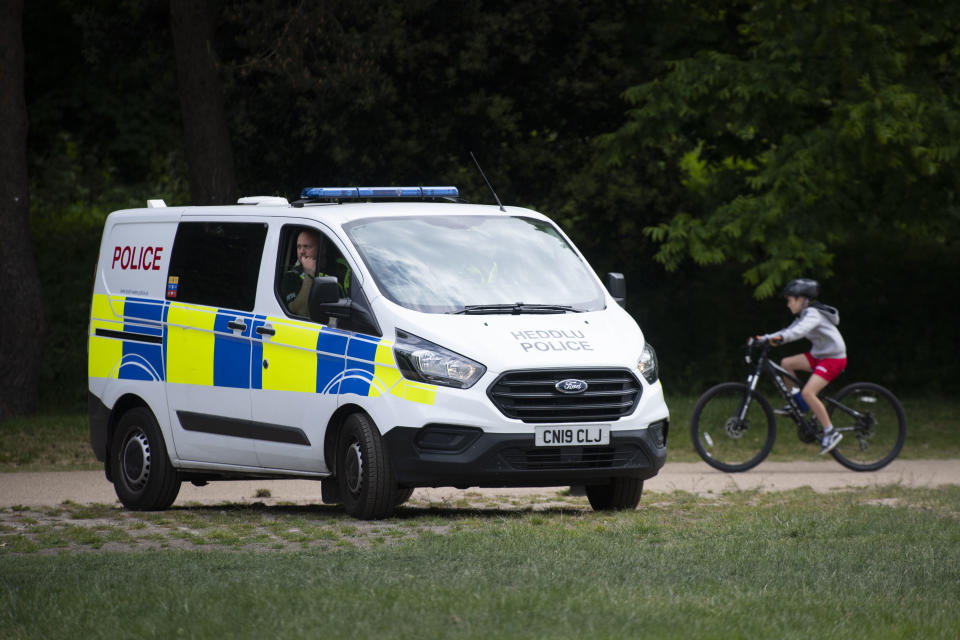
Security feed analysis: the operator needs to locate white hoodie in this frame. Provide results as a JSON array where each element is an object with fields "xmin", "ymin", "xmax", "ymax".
[{"xmin": 763, "ymin": 302, "xmax": 847, "ymax": 359}]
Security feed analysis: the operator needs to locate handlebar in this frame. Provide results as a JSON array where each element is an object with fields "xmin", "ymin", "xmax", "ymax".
[{"xmin": 745, "ymin": 336, "xmax": 778, "ymax": 364}]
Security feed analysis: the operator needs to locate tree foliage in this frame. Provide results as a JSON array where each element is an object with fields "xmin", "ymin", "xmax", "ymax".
[
  {"xmin": 0, "ymin": 0, "xmax": 45, "ymax": 419},
  {"xmin": 15, "ymin": 0, "xmax": 960, "ymax": 411},
  {"xmin": 170, "ymin": 0, "xmax": 237, "ymax": 205},
  {"xmin": 603, "ymin": 0, "xmax": 960, "ymax": 297},
  {"xmin": 23, "ymin": 0, "xmax": 673, "ymax": 408}
]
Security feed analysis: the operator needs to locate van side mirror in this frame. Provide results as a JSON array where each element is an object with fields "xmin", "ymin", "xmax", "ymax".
[
  {"xmin": 308, "ymin": 276, "xmax": 351, "ymax": 321},
  {"xmin": 606, "ymin": 272, "xmax": 626, "ymax": 308}
]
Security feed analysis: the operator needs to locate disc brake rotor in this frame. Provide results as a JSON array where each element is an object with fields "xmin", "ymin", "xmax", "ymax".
[{"xmin": 724, "ymin": 417, "xmax": 745, "ymax": 438}]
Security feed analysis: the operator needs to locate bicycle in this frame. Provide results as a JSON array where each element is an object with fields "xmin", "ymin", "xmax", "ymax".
[{"xmin": 690, "ymin": 338, "xmax": 906, "ymax": 472}]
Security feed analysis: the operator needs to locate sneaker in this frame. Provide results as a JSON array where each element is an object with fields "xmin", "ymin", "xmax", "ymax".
[
  {"xmin": 774, "ymin": 405, "xmax": 791, "ymax": 416},
  {"xmin": 819, "ymin": 430, "xmax": 842, "ymax": 455}
]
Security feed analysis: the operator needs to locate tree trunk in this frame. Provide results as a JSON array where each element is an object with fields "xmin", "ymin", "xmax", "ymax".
[
  {"xmin": 170, "ymin": 0, "xmax": 237, "ymax": 205},
  {"xmin": 0, "ymin": 0, "xmax": 44, "ymax": 419}
]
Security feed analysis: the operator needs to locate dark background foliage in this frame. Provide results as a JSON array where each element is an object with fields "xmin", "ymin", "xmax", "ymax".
[{"xmin": 15, "ymin": 0, "xmax": 959, "ymax": 413}]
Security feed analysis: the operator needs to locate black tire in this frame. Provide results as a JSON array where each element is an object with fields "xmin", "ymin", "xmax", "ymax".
[
  {"xmin": 110, "ymin": 407, "xmax": 181, "ymax": 510},
  {"xmin": 691, "ymin": 382, "xmax": 776, "ymax": 472},
  {"xmin": 827, "ymin": 382, "xmax": 906, "ymax": 471},
  {"xmin": 394, "ymin": 487, "xmax": 415, "ymax": 506},
  {"xmin": 585, "ymin": 477, "xmax": 643, "ymax": 511},
  {"xmin": 336, "ymin": 412, "xmax": 397, "ymax": 519}
]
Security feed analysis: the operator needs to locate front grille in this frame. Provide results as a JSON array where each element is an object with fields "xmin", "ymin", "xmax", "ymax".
[
  {"xmin": 499, "ymin": 444, "xmax": 643, "ymax": 470},
  {"xmin": 487, "ymin": 368, "xmax": 642, "ymax": 423}
]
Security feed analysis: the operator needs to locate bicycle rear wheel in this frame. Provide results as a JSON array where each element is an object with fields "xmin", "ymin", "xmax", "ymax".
[
  {"xmin": 827, "ymin": 382, "xmax": 906, "ymax": 471},
  {"xmin": 691, "ymin": 382, "xmax": 776, "ymax": 472}
]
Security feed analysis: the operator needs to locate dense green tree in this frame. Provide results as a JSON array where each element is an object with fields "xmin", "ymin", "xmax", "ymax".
[
  {"xmin": 25, "ymin": 0, "xmax": 186, "ymax": 214},
  {"xmin": 0, "ymin": 0, "xmax": 45, "ymax": 419},
  {"xmin": 215, "ymin": 0, "xmax": 681, "ymax": 278},
  {"xmin": 603, "ymin": 0, "xmax": 960, "ymax": 297},
  {"xmin": 22, "ymin": 0, "xmax": 673, "ymax": 408},
  {"xmin": 171, "ymin": 0, "xmax": 236, "ymax": 205}
]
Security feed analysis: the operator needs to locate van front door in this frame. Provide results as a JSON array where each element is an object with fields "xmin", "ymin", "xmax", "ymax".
[{"xmin": 249, "ymin": 223, "xmax": 358, "ymax": 473}]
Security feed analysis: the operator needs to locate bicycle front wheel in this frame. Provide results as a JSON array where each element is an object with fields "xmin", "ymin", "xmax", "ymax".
[
  {"xmin": 827, "ymin": 382, "xmax": 906, "ymax": 471},
  {"xmin": 691, "ymin": 382, "xmax": 776, "ymax": 472}
]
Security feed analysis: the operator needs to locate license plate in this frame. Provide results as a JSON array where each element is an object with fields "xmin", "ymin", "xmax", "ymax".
[{"xmin": 534, "ymin": 425, "xmax": 610, "ymax": 447}]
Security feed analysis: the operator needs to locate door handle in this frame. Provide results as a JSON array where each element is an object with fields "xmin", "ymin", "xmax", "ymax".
[
  {"xmin": 256, "ymin": 324, "xmax": 276, "ymax": 337},
  {"xmin": 227, "ymin": 320, "xmax": 247, "ymax": 332}
]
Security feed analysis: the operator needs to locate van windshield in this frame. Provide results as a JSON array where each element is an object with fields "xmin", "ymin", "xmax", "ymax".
[{"xmin": 344, "ymin": 215, "xmax": 605, "ymax": 314}]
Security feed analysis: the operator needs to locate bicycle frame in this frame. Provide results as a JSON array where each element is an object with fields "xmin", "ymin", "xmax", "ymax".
[
  {"xmin": 740, "ymin": 340, "xmax": 817, "ymax": 436},
  {"xmin": 741, "ymin": 339, "xmax": 870, "ymax": 438}
]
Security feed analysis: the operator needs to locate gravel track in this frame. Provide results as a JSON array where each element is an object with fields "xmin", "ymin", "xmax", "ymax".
[{"xmin": 2, "ymin": 459, "xmax": 957, "ymax": 508}]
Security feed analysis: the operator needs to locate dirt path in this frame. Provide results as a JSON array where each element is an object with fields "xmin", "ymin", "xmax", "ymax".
[{"xmin": 2, "ymin": 459, "xmax": 957, "ymax": 508}]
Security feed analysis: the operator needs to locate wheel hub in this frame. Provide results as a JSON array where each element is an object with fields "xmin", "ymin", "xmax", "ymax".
[
  {"xmin": 724, "ymin": 417, "xmax": 745, "ymax": 438},
  {"xmin": 344, "ymin": 441, "xmax": 363, "ymax": 495},
  {"xmin": 858, "ymin": 412, "xmax": 877, "ymax": 438},
  {"xmin": 122, "ymin": 430, "xmax": 151, "ymax": 490}
]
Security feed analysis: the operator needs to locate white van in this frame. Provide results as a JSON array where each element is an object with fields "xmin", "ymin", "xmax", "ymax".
[{"xmin": 88, "ymin": 186, "xmax": 669, "ymax": 518}]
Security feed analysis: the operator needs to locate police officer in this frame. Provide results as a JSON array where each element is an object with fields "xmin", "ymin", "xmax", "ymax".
[{"xmin": 281, "ymin": 229, "xmax": 350, "ymax": 318}]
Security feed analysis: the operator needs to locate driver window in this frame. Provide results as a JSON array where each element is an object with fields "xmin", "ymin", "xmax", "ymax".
[{"xmin": 275, "ymin": 225, "xmax": 351, "ymax": 325}]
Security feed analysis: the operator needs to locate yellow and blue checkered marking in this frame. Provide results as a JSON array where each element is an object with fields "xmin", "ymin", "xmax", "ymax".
[{"xmin": 88, "ymin": 294, "xmax": 435, "ymax": 405}]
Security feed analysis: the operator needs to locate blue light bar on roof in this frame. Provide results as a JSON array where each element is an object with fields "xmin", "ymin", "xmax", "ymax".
[{"xmin": 300, "ymin": 186, "xmax": 459, "ymax": 199}]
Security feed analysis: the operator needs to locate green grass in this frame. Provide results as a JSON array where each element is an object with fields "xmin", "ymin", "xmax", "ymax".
[
  {"xmin": 2, "ymin": 487, "xmax": 959, "ymax": 639},
  {"xmin": 2, "ymin": 394, "xmax": 958, "ymax": 472},
  {"xmin": 0, "ymin": 413, "xmax": 100, "ymax": 471}
]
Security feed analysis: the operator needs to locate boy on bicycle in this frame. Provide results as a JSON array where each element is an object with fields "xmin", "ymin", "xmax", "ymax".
[{"xmin": 758, "ymin": 278, "xmax": 847, "ymax": 454}]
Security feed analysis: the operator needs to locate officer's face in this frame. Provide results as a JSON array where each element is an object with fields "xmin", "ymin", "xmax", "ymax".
[{"xmin": 297, "ymin": 231, "xmax": 318, "ymax": 261}]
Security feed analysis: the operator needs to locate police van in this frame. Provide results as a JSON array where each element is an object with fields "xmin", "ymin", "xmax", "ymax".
[{"xmin": 88, "ymin": 186, "xmax": 669, "ymax": 518}]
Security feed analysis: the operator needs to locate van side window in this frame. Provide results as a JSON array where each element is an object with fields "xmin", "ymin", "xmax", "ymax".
[
  {"xmin": 276, "ymin": 225, "xmax": 351, "ymax": 320},
  {"xmin": 167, "ymin": 222, "xmax": 267, "ymax": 311}
]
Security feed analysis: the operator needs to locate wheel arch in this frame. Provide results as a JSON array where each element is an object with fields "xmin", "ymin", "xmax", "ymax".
[{"xmin": 324, "ymin": 402, "xmax": 375, "ymax": 477}]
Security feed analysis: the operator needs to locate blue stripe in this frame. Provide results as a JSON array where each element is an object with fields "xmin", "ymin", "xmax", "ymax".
[
  {"xmin": 346, "ymin": 335, "xmax": 378, "ymax": 362},
  {"xmin": 120, "ymin": 342, "xmax": 164, "ymax": 381},
  {"xmin": 123, "ymin": 298, "xmax": 164, "ymax": 337},
  {"xmin": 340, "ymin": 335, "xmax": 377, "ymax": 395},
  {"xmin": 316, "ymin": 328, "xmax": 349, "ymax": 394},
  {"xmin": 318, "ymin": 328, "xmax": 350, "ymax": 356},
  {"xmin": 124, "ymin": 297, "xmax": 165, "ymax": 322},
  {"xmin": 213, "ymin": 311, "xmax": 253, "ymax": 388},
  {"xmin": 118, "ymin": 298, "xmax": 166, "ymax": 381}
]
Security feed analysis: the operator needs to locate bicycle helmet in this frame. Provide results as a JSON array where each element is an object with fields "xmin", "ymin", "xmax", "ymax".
[{"xmin": 782, "ymin": 278, "xmax": 819, "ymax": 299}]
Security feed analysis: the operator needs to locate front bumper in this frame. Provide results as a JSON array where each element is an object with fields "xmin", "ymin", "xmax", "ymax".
[{"xmin": 383, "ymin": 420, "xmax": 668, "ymax": 489}]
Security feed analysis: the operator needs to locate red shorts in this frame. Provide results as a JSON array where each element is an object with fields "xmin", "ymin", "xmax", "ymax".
[{"xmin": 804, "ymin": 353, "xmax": 847, "ymax": 382}]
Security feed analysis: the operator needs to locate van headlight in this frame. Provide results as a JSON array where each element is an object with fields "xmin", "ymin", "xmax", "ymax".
[
  {"xmin": 394, "ymin": 330, "xmax": 486, "ymax": 389},
  {"xmin": 637, "ymin": 343, "xmax": 659, "ymax": 384}
]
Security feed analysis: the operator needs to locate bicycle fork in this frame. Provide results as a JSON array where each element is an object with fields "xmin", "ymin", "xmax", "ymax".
[{"xmin": 736, "ymin": 373, "xmax": 761, "ymax": 421}]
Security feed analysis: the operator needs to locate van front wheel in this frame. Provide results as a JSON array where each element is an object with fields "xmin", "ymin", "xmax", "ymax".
[
  {"xmin": 336, "ymin": 413, "xmax": 397, "ymax": 519},
  {"xmin": 585, "ymin": 477, "xmax": 643, "ymax": 511},
  {"xmin": 110, "ymin": 407, "xmax": 180, "ymax": 510}
]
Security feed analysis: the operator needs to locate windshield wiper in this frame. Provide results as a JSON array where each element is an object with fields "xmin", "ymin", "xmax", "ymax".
[{"xmin": 449, "ymin": 303, "xmax": 583, "ymax": 315}]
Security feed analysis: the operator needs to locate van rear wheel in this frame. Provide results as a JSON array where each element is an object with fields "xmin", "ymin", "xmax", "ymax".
[
  {"xmin": 336, "ymin": 413, "xmax": 397, "ymax": 519},
  {"xmin": 110, "ymin": 407, "xmax": 180, "ymax": 510},
  {"xmin": 585, "ymin": 477, "xmax": 643, "ymax": 511}
]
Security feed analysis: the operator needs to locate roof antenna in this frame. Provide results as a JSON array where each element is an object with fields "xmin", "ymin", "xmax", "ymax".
[{"xmin": 470, "ymin": 151, "xmax": 506, "ymax": 212}]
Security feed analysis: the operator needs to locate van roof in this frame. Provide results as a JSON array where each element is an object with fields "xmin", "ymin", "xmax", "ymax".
[
  {"xmin": 192, "ymin": 201, "xmax": 543, "ymax": 225},
  {"xmin": 121, "ymin": 183, "xmax": 550, "ymax": 224}
]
